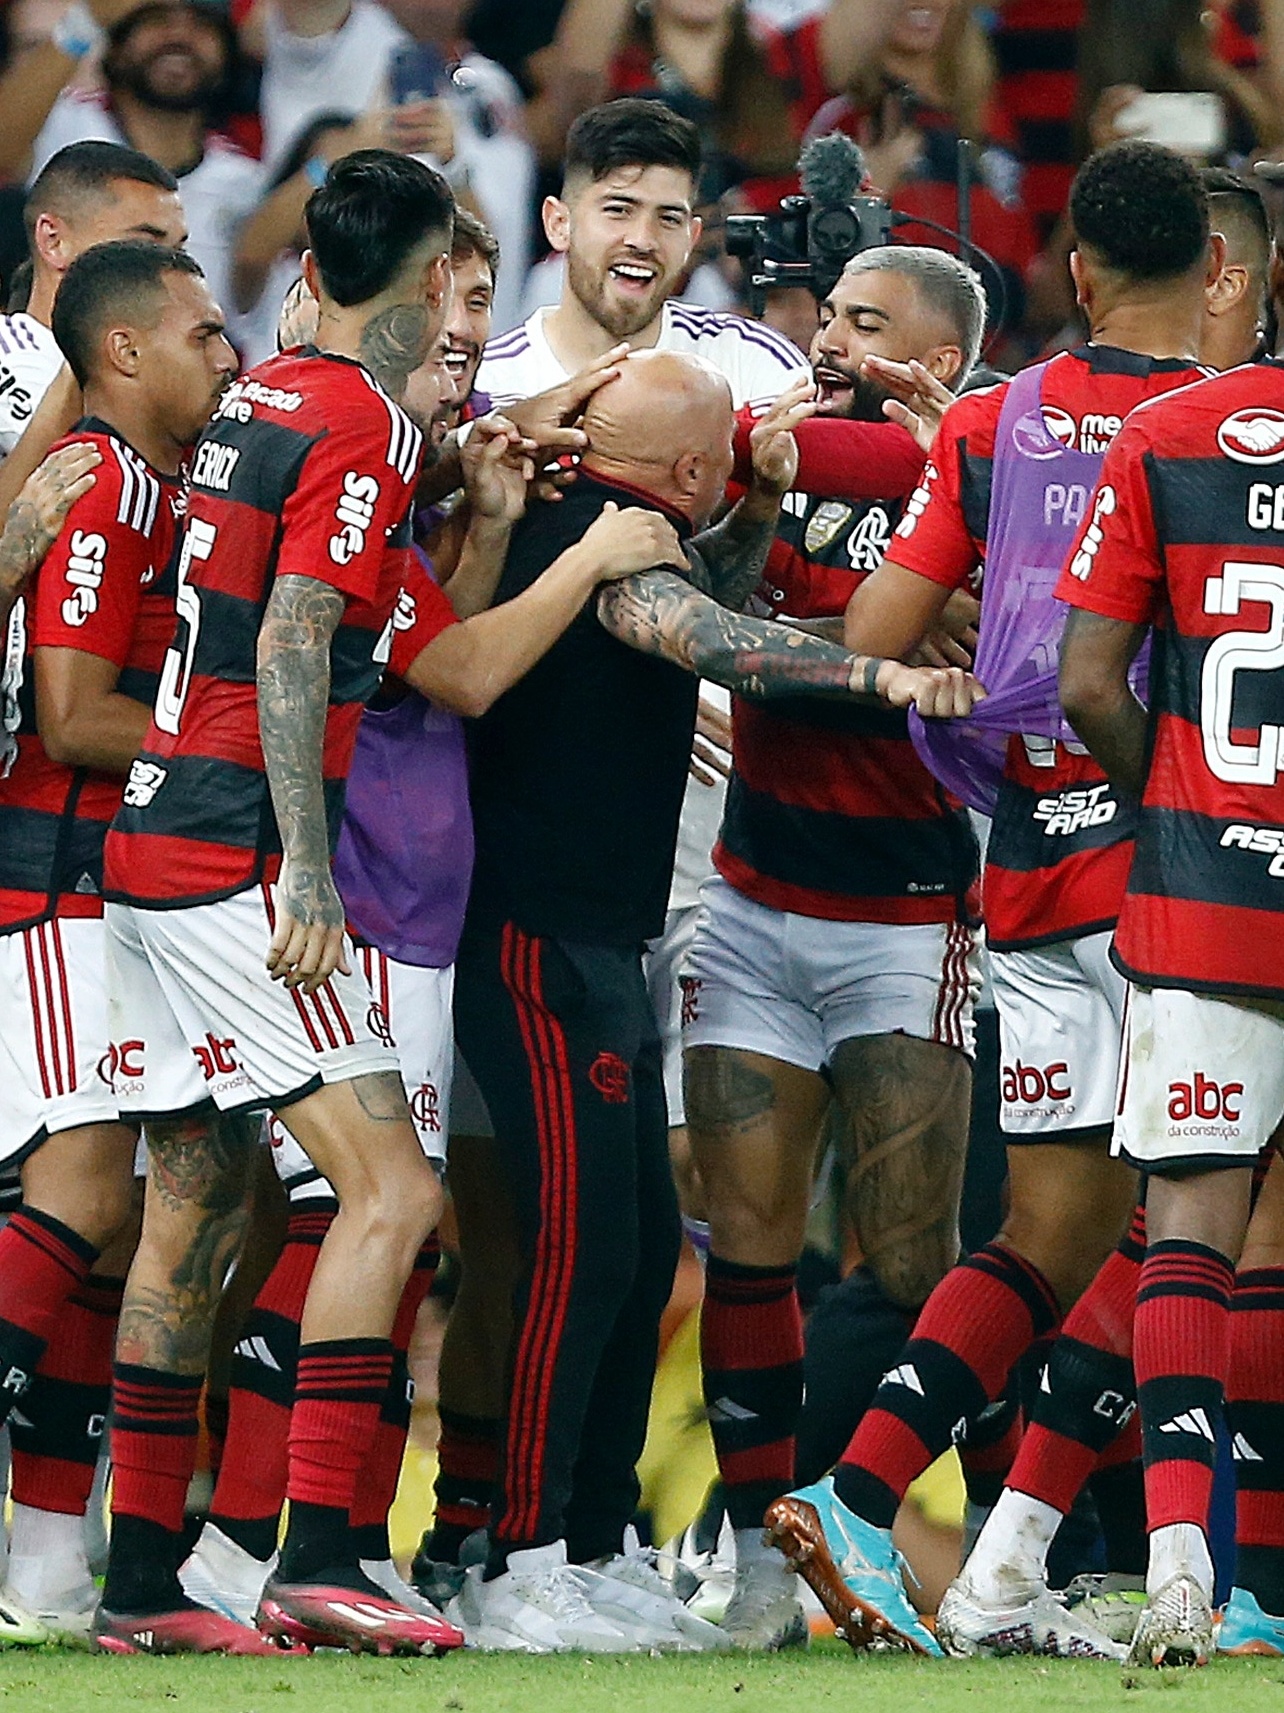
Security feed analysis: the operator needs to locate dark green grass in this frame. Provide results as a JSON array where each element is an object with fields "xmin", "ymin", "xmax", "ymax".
[{"xmin": 0, "ymin": 1640, "xmax": 1282, "ymax": 1713}]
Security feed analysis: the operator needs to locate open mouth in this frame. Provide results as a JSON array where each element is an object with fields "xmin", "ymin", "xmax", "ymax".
[
  {"xmin": 442, "ymin": 347, "xmax": 474, "ymax": 382},
  {"xmin": 814, "ymin": 366, "xmax": 855, "ymax": 413},
  {"xmin": 608, "ymin": 261, "xmax": 659, "ymax": 294}
]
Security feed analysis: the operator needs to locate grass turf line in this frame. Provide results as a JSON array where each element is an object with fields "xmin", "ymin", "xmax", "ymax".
[{"xmin": 1, "ymin": 1644, "xmax": 1284, "ymax": 1713}]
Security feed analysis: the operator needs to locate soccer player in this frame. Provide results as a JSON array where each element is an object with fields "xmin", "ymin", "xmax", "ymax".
[
  {"xmin": 679, "ymin": 245, "xmax": 988, "ymax": 1649},
  {"xmin": 0, "ymin": 240, "xmax": 235, "ymax": 1645},
  {"xmin": 1056, "ymin": 358, "xmax": 1284, "ymax": 1667},
  {"xmin": 764, "ymin": 140, "xmax": 1216, "ymax": 1658},
  {"xmin": 94, "ymin": 150, "xmax": 464, "ymax": 1656},
  {"xmin": 443, "ymin": 345, "xmax": 978, "ymax": 1652}
]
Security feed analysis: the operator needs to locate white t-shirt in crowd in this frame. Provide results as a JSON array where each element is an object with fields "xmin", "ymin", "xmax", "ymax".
[
  {"xmin": 478, "ymin": 298, "xmax": 809, "ymax": 912},
  {"xmin": 260, "ymin": 4, "xmax": 533, "ymax": 335},
  {"xmin": 0, "ymin": 314, "xmax": 64, "ymax": 458},
  {"xmin": 30, "ymin": 91, "xmax": 266, "ymax": 349}
]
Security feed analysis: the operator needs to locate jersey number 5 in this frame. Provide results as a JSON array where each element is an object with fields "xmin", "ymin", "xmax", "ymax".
[
  {"xmin": 154, "ymin": 518, "xmax": 217, "ymax": 735},
  {"xmin": 1202, "ymin": 561, "xmax": 1284, "ymax": 785}
]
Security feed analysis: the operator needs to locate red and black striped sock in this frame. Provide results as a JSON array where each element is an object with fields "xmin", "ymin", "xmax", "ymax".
[
  {"xmin": 1135, "ymin": 1239, "xmax": 1234, "ymax": 1534},
  {"xmin": 350, "ymin": 1237, "xmax": 439, "ymax": 1561},
  {"xmin": 835, "ymin": 1242, "xmax": 1061, "ymax": 1529},
  {"xmin": 103, "ymin": 1364, "xmax": 204, "ymax": 1612},
  {"xmin": 1227, "ymin": 1266, "xmax": 1284, "ymax": 1616},
  {"xmin": 9, "ymin": 1274, "xmax": 123, "ymax": 1516},
  {"xmin": 428, "ymin": 1409, "xmax": 501, "ymax": 1563},
  {"xmin": 1006, "ymin": 1205, "xmax": 1145, "ymax": 1518},
  {"xmin": 279, "ymin": 1338, "xmax": 395, "ymax": 1582},
  {"xmin": 206, "ymin": 1203, "xmax": 332, "ymax": 1562},
  {"xmin": 0, "ymin": 1208, "xmax": 98, "ymax": 1421},
  {"xmin": 701, "ymin": 1255, "xmax": 803, "ymax": 1531}
]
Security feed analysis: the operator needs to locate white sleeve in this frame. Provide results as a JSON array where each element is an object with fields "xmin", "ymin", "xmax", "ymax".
[
  {"xmin": 28, "ymin": 93, "xmax": 116, "ymax": 182},
  {"xmin": 0, "ymin": 339, "xmax": 57, "ymax": 458}
]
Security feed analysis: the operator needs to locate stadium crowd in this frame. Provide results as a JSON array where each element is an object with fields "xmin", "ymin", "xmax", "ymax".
[{"xmin": 0, "ymin": 0, "xmax": 1280, "ymax": 1676}]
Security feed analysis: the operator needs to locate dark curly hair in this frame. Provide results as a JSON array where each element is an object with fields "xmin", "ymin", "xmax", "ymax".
[{"xmin": 1070, "ymin": 139, "xmax": 1209, "ymax": 282}]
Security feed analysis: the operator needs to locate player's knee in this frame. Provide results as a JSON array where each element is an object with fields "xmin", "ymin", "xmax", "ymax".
[{"xmin": 346, "ymin": 1159, "xmax": 441, "ymax": 1259}]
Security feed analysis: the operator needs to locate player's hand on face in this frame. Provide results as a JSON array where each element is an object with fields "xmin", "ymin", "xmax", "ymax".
[
  {"xmin": 748, "ymin": 376, "xmax": 817, "ymax": 499},
  {"xmin": 689, "ymin": 694, "xmax": 732, "ymax": 786},
  {"xmin": 583, "ymin": 500, "xmax": 690, "ymax": 580},
  {"xmin": 504, "ymin": 345, "xmax": 630, "ymax": 455},
  {"xmin": 863, "ymin": 355, "xmax": 955, "ymax": 453},
  {"xmin": 267, "ymin": 861, "xmax": 352, "ymax": 994},
  {"xmin": 461, "ymin": 414, "xmax": 535, "ymax": 523},
  {"xmin": 10, "ymin": 442, "xmax": 102, "ymax": 572}
]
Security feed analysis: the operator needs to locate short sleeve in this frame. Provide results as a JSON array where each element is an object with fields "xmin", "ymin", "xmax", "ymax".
[
  {"xmin": 388, "ymin": 550, "xmax": 459, "ymax": 678},
  {"xmin": 276, "ymin": 412, "xmax": 416, "ymax": 603},
  {"xmin": 32, "ymin": 449, "xmax": 149, "ymax": 665},
  {"xmin": 887, "ymin": 403, "xmax": 983, "ymax": 592},
  {"xmin": 1056, "ymin": 421, "xmax": 1163, "ymax": 624}
]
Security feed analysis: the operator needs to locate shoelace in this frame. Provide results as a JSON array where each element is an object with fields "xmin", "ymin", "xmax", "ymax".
[{"xmin": 530, "ymin": 1568, "xmax": 599, "ymax": 1623}]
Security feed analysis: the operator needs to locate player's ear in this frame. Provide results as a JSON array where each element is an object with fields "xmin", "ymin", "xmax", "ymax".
[
  {"xmin": 105, "ymin": 325, "xmax": 141, "ymax": 378},
  {"xmin": 543, "ymin": 195, "xmax": 570, "ymax": 255},
  {"xmin": 32, "ymin": 211, "xmax": 68, "ymax": 274},
  {"xmin": 423, "ymin": 249, "xmax": 452, "ymax": 317},
  {"xmin": 673, "ymin": 448, "xmax": 702, "ymax": 498},
  {"xmin": 1205, "ymin": 231, "xmax": 1227, "ymax": 289},
  {"xmin": 925, "ymin": 343, "xmax": 962, "ymax": 386},
  {"xmin": 1068, "ymin": 248, "xmax": 1089, "ymax": 310},
  {"xmin": 300, "ymin": 249, "xmax": 322, "ymax": 304}
]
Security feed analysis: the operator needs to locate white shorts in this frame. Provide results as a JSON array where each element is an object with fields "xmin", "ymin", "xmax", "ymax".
[
  {"xmin": 0, "ymin": 917, "xmax": 120, "ymax": 1161},
  {"xmin": 644, "ymin": 902, "xmax": 702, "ymax": 1128},
  {"xmin": 1114, "ymin": 986, "xmax": 1284, "ymax": 1171},
  {"xmin": 103, "ymin": 886, "xmax": 398, "ymax": 1119},
  {"xmin": 268, "ymin": 951, "xmax": 454, "ymax": 1199},
  {"xmin": 679, "ymin": 875, "xmax": 979, "ymax": 1071},
  {"xmin": 989, "ymin": 931, "xmax": 1126, "ymax": 1140}
]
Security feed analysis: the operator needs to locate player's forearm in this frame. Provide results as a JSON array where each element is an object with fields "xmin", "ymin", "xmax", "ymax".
[
  {"xmin": 39, "ymin": 691, "xmax": 149, "ymax": 773},
  {"xmin": 0, "ymin": 43, "xmax": 79, "ymax": 179},
  {"xmin": 691, "ymin": 491, "xmax": 781, "ymax": 613},
  {"xmin": 598, "ymin": 568, "xmax": 867, "ymax": 699},
  {"xmin": 408, "ymin": 538, "xmax": 600, "ymax": 716},
  {"xmin": 257, "ymin": 574, "xmax": 345, "ymax": 878},
  {"xmin": 438, "ymin": 510, "xmax": 509, "ymax": 620},
  {"xmin": 1059, "ymin": 607, "xmax": 1149, "ymax": 798},
  {"xmin": 0, "ymin": 368, "xmax": 82, "ymax": 526}
]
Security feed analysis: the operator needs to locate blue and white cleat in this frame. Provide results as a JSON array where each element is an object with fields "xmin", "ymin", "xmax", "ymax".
[
  {"xmin": 1217, "ymin": 1586, "xmax": 1284, "ymax": 1657},
  {"xmin": 764, "ymin": 1479, "xmax": 942, "ymax": 1657}
]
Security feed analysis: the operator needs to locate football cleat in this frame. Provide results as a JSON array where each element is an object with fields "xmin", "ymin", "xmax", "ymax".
[
  {"xmin": 936, "ymin": 1570, "xmax": 1125, "ymax": 1660},
  {"xmin": 1216, "ymin": 1586, "xmax": 1284, "ymax": 1657},
  {"xmin": 180, "ymin": 1524, "xmax": 275, "ymax": 1629},
  {"xmin": 445, "ymin": 1542, "xmax": 632, "ymax": 1652},
  {"xmin": 1062, "ymin": 1572, "xmax": 1147, "ymax": 1646},
  {"xmin": 764, "ymin": 1479, "xmax": 942, "ymax": 1657},
  {"xmin": 1127, "ymin": 1575, "xmax": 1215, "ymax": 1668},
  {"xmin": 94, "ymin": 1602, "xmax": 302, "ymax": 1655},
  {"xmin": 256, "ymin": 1573, "xmax": 464, "ymax": 1655},
  {"xmin": 0, "ymin": 1590, "xmax": 48, "ymax": 1648},
  {"xmin": 574, "ymin": 1546, "xmax": 732, "ymax": 1651},
  {"xmin": 718, "ymin": 1556, "xmax": 808, "ymax": 1651}
]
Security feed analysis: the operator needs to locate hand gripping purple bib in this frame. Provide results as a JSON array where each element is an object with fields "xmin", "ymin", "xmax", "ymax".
[{"xmin": 908, "ymin": 360, "xmax": 1139, "ymax": 813}]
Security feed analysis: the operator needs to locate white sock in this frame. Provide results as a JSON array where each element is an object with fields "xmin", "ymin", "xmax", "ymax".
[
  {"xmin": 734, "ymin": 1526, "xmax": 787, "ymax": 1576},
  {"xmin": 7, "ymin": 1504, "xmax": 91, "ymax": 1606},
  {"xmin": 1147, "ymin": 1523, "xmax": 1213, "ymax": 1599},
  {"xmin": 963, "ymin": 1489, "xmax": 1063, "ymax": 1605}
]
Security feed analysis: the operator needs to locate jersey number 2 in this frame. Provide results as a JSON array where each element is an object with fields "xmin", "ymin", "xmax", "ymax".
[
  {"xmin": 1202, "ymin": 561, "xmax": 1284, "ymax": 785},
  {"xmin": 154, "ymin": 518, "xmax": 217, "ymax": 735}
]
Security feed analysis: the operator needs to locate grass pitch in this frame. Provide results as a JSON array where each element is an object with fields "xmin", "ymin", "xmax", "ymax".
[{"xmin": 1, "ymin": 1643, "xmax": 1283, "ymax": 1713}]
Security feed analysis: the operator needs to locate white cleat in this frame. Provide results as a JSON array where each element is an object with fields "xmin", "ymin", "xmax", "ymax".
[
  {"xmin": 719, "ymin": 1557, "xmax": 808, "ymax": 1651},
  {"xmin": 445, "ymin": 1542, "xmax": 634, "ymax": 1653},
  {"xmin": 664, "ymin": 1514, "xmax": 736, "ymax": 1623},
  {"xmin": 179, "ymin": 1524, "xmax": 274, "ymax": 1629},
  {"xmin": 573, "ymin": 1546, "xmax": 732, "ymax": 1651},
  {"xmin": 936, "ymin": 1570, "xmax": 1125, "ymax": 1661},
  {"xmin": 1127, "ymin": 1575, "xmax": 1215, "ymax": 1668},
  {"xmin": 360, "ymin": 1557, "xmax": 448, "ymax": 1620},
  {"xmin": 0, "ymin": 1588, "xmax": 48, "ymax": 1647}
]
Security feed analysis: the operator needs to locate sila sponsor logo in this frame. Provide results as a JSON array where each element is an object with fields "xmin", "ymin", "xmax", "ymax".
[{"xmin": 1168, "ymin": 1072, "xmax": 1242, "ymax": 1129}]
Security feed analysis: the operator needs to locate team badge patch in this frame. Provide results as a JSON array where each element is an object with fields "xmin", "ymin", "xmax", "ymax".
[
  {"xmin": 1217, "ymin": 408, "xmax": 1284, "ymax": 465},
  {"xmin": 804, "ymin": 500, "xmax": 852, "ymax": 554}
]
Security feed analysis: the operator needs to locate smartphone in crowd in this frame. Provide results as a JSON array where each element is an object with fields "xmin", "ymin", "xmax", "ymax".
[
  {"xmin": 390, "ymin": 42, "xmax": 450, "ymax": 106},
  {"xmin": 1116, "ymin": 91, "xmax": 1227, "ymax": 159}
]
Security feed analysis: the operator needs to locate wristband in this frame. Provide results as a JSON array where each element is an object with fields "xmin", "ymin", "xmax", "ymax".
[
  {"xmin": 51, "ymin": 2, "xmax": 102, "ymax": 59},
  {"xmin": 302, "ymin": 154, "xmax": 329, "ymax": 189},
  {"xmin": 861, "ymin": 655, "xmax": 884, "ymax": 696}
]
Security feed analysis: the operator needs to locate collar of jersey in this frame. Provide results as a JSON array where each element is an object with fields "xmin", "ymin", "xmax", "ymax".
[
  {"xmin": 1073, "ymin": 343, "xmax": 1201, "ymax": 376},
  {"xmin": 74, "ymin": 414, "xmax": 167, "ymax": 479}
]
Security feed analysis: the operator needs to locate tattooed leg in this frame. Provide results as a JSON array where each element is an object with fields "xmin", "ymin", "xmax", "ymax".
[
  {"xmin": 272, "ymin": 1072, "xmax": 442, "ymax": 1343},
  {"xmin": 829, "ymin": 1033, "xmax": 969, "ymax": 1312},
  {"xmin": 117, "ymin": 1110, "xmax": 257, "ymax": 1375},
  {"xmin": 684, "ymin": 1046, "xmax": 830, "ymax": 1266}
]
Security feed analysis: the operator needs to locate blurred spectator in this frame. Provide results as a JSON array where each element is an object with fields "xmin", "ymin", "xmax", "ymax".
[
  {"xmin": 257, "ymin": 0, "xmax": 531, "ymax": 329},
  {"xmin": 0, "ymin": 0, "xmax": 265, "ymax": 343}
]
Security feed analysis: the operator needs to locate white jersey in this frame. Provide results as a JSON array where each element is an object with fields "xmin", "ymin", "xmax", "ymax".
[
  {"xmin": 479, "ymin": 298, "xmax": 809, "ymax": 414},
  {"xmin": 0, "ymin": 315, "xmax": 63, "ymax": 457},
  {"xmin": 30, "ymin": 92, "xmax": 266, "ymax": 346}
]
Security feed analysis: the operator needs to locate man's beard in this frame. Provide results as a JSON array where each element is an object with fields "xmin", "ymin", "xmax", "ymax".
[
  {"xmin": 845, "ymin": 369, "xmax": 898, "ymax": 422},
  {"xmin": 113, "ymin": 50, "xmax": 221, "ymax": 112},
  {"xmin": 567, "ymin": 248, "xmax": 669, "ymax": 341}
]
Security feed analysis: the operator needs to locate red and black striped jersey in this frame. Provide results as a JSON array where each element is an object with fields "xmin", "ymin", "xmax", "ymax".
[
  {"xmin": 1057, "ymin": 359, "xmax": 1284, "ymax": 1002},
  {"xmin": 715, "ymin": 489, "xmax": 979, "ymax": 924},
  {"xmin": 891, "ymin": 344, "xmax": 1206, "ymax": 949},
  {"xmin": 103, "ymin": 349, "xmax": 423, "ymax": 910},
  {"xmin": 0, "ymin": 420, "xmax": 180, "ymax": 931}
]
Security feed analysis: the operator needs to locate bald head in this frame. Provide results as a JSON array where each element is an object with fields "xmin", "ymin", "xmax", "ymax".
[{"xmin": 581, "ymin": 349, "xmax": 735, "ymax": 527}]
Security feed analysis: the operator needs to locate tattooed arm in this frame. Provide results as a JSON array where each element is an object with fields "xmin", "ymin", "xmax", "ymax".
[
  {"xmin": 0, "ymin": 442, "xmax": 101, "ymax": 632},
  {"xmin": 597, "ymin": 568, "xmax": 982, "ymax": 713},
  {"xmin": 257, "ymin": 572, "xmax": 350, "ymax": 993}
]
